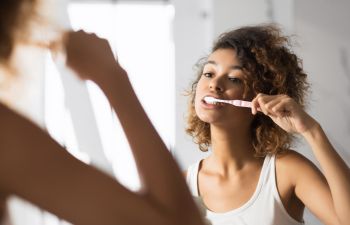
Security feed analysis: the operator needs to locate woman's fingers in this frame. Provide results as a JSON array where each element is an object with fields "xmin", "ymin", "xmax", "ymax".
[
  {"xmin": 251, "ymin": 93, "xmax": 264, "ymax": 114},
  {"xmin": 252, "ymin": 93, "xmax": 273, "ymax": 115},
  {"xmin": 252, "ymin": 94, "xmax": 293, "ymax": 117},
  {"xmin": 63, "ymin": 30, "xmax": 119, "ymax": 81},
  {"xmin": 265, "ymin": 96, "xmax": 291, "ymax": 117}
]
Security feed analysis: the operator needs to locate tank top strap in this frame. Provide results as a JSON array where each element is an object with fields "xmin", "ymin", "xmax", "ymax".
[
  {"xmin": 268, "ymin": 153, "xmax": 280, "ymax": 196},
  {"xmin": 258, "ymin": 154, "xmax": 274, "ymax": 187},
  {"xmin": 268, "ymin": 154, "xmax": 305, "ymax": 224},
  {"xmin": 186, "ymin": 160, "xmax": 201, "ymax": 197}
]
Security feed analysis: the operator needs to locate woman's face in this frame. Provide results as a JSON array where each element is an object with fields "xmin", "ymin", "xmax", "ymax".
[{"xmin": 194, "ymin": 48, "xmax": 253, "ymax": 126}]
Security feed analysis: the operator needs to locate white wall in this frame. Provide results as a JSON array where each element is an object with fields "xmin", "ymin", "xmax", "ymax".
[
  {"xmin": 295, "ymin": 16, "xmax": 350, "ymax": 165},
  {"xmin": 294, "ymin": 5, "xmax": 350, "ymax": 224},
  {"xmin": 172, "ymin": 0, "xmax": 213, "ymax": 167}
]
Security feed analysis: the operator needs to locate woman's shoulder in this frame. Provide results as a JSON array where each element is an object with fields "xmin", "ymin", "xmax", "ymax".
[
  {"xmin": 0, "ymin": 101, "xmax": 7, "ymax": 113},
  {"xmin": 0, "ymin": 101, "xmax": 17, "ymax": 119},
  {"xmin": 0, "ymin": 102, "xmax": 12, "ymax": 124},
  {"xmin": 275, "ymin": 150, "xmax": 319, "ymax": 182},
  {"xmin": 276, "ymin": 150, "xmax": 314, "ymax": 166},
  {"xmin": 0, "ymin": 102, "xmax": 22, "ymax": 128}
]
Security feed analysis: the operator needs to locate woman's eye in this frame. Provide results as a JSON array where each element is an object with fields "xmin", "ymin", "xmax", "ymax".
[
  {"xmin": 202, "ymin": 72, "xmax": 213, "ymax": 78},
  {"xmin": 228, "ymin": 77, "xmax": 242, "ymax": 84}
]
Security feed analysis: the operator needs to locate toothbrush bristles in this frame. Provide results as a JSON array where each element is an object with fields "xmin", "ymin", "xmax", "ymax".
[
  {"xmin": 204, "ymin": 96, "xmax": 217, "ymax": 104},
  {"xmin": 203, "ymin": 96, "xmax": 251, "ymax": 108}
]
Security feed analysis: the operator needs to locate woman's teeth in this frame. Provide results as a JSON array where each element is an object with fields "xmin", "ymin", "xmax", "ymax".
[{"xmin": 203, "ymin": 99, "xmax": 222, "ymax": 106}]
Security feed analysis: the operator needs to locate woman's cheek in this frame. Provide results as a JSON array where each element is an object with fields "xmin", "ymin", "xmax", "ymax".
[
  {"xmin": 194, "ymin": 98, "xmax": 201, "ymax": 116},
  {"xmin": 193, "ymin": 97, "xmax": 205, "ymax": 120}
]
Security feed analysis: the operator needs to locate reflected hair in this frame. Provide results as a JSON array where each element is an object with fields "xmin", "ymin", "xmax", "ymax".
[{"xmin": 0, "ymin": 0, "xmax": 39, "ymax": 68}]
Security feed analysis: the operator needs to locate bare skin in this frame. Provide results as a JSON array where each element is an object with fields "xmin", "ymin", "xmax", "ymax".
[
  {"xmin": 185, "ymin": 48, "xmax": 350, "ymax": 225},
  {"xmin": 0, "ymin": 31, "xmax": 205, "ymax": 225}
]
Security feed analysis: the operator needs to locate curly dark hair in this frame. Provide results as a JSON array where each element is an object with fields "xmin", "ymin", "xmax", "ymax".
[
  {"xmin": 0, "ymin": 0, "xmax": 39, "ymax": 67},
  {"xmin": 186, "ymin": 24, "xmax": 309, "ymax": 156}
]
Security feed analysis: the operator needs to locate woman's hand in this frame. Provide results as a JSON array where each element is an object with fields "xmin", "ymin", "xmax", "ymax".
[
  {"xmin": 63, "ymin": 30, "xmax": 126, "ymax": 83},
  {"xmin": 251, "ymin": 93, "xmax": 318, "ymax": 134}
]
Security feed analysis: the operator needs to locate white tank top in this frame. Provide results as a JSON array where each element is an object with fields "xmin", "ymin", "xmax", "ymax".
[{"xmin": 186, "ymin": 154, "xmax": 304, "ymax": 225}]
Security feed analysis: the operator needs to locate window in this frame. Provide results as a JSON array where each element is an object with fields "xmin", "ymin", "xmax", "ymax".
[{"xmin": 45, "ymin": 2, "xmax": 175, "ymax": 191}]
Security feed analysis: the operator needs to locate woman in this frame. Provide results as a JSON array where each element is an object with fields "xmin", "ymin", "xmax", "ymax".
[
  {"xmin": 185, "ymin": 25, "xmax": 350, "ymax": 225},
  {"xmin": 0, "ymin": 0, "xmax": 204, "ymax": 225}
]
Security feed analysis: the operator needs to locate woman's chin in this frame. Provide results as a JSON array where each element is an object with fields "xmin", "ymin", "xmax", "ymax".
[{"xmin": 197, "ymin": 113, "xmax": 220, "ymax": 124}]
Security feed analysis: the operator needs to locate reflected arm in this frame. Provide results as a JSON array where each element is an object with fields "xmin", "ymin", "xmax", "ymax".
[{"xmin": 0, "ymin": 103, "xmax": 172, "ymax": 225}]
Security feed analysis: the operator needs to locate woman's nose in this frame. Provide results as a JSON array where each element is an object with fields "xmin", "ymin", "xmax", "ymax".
[{"xmin": 209, "ymin": 77, "xmax": 224, "ymax": 93}]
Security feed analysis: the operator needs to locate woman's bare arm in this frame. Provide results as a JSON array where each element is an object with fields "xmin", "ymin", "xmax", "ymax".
[
  {"xmin": 252, "ymin": 93, "xmax": 350, "ymax": 224},
  {"xmin": 0, "ymin": 102, "xmax": 171, "ymax": 225},
  {"xmin": 0, "ymin": 30, "xmax": 204, "ymax": 225},
  {"xmin": 300, "ymin": 124, "xmax": 350, "ymax": 225},
  {"xmin": 64, "ymin": 30, "xmax": 203, "ymax": 224}
]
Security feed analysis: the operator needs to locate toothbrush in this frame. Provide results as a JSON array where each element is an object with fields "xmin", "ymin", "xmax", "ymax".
[{"xmin": 204, "ymin": 96, "xmax": 252, "ymax": 108}]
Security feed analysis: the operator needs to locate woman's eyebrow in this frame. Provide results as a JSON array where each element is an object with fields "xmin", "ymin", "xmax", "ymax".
[
  {"xmin": 204, "ymin": 61, "xmax": 243, "ymax": 70},
  {"xmin": 204, "ymin": 60, "xmax": 217, "ymax": 66}
]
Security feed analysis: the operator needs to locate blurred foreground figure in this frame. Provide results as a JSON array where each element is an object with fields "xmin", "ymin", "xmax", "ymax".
[{"xmin": 0, "ymin": 1, "xmax": 204, "ymax": 225}]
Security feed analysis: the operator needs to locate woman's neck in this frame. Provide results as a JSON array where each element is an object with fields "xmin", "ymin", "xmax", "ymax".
[{"xmin": 206, "ymin": 124, "xmax": 258, "ymax": 175}]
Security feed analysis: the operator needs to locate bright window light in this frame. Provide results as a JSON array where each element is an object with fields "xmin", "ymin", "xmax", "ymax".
[{"xmin": 62, "ymin": 2, "xmax": 175, "ymax": 190}]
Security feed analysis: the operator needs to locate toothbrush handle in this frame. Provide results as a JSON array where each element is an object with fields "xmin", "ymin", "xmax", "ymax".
[{"xmin": 231, "ymin": 100, "xmax": 252, "ymax": 108}]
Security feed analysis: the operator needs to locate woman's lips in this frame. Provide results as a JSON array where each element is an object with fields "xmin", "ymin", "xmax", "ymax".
[{"xmin": 200, "ymin": 99, "xmax": 224, "ymax": 109}]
